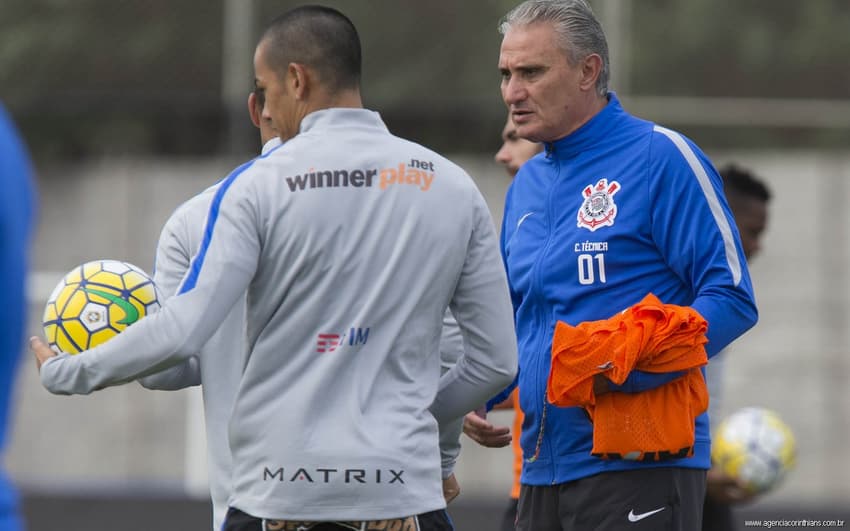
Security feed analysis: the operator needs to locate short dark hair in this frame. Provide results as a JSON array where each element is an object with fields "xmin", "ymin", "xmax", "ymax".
[
  {"xmin": 260, "ymin": 5, "xmax": 362, "ymax": 92},
  {"xmin": 720, "ymin": 164, "xmax": 771, "ymax": 203}
]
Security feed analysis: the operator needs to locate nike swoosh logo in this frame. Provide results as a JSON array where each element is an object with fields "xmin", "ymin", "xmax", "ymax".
[
  {"xmin": 628, "ymin": 507, "xmax": 666, "ymax": 522},
  {"xmin": 517, "ymin": 212, "xmax": 534, "ymax": 229},
  {"xmin": 82, "ymin": 288, "xmax": 140, "ymax": 325}
]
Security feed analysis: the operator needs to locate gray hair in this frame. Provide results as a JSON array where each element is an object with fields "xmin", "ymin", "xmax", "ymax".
[{"xmin": 499, "ymin": 0, "xmax": 610, "ymax": 97}]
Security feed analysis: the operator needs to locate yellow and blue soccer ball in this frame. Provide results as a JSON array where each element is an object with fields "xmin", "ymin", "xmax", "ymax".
[
  {"xmin": 711, "ymin": 406, "xmax": 796, "ymax": 495},
  {"xmin": 42, "ymin": 259, "xmax": 160, "ymax": 354}
]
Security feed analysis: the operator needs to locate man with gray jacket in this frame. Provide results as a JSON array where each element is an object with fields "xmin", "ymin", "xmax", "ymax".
[{"xmin": 33, "ymin": 6, "xmax": 517, "ymax": 530}]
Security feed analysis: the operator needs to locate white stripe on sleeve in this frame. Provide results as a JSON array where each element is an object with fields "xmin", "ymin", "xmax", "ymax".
[{"xmin": 653, "ymin": 125, "xmax": 743, "ymax": 285}]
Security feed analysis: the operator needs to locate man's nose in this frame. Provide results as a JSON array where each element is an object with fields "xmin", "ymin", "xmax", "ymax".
[
  {"xmin": 495, "ymin": 145, "xmax": 511, "ymax": 164},
  {"xmin": 502, "ymin": 77, "xmax": 525, "ymax": 105}
]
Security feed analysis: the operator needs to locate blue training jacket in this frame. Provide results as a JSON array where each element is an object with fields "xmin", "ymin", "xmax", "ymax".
[
  {"xmin": 500, "ymin": 93, "xmax": 758, "ymax": 486},
  {"xmin": 0, "ymin": 103, "xmax": 35, "ymax": 527}
]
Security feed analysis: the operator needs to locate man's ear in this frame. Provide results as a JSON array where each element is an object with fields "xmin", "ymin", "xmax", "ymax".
[
  {"xmin": 579, "ymin": 53, "xmax": 603, "ymax": 92},
  {"xmin": 247, "ymin": 92, "xmax": 261, "ymax": 128},
  {"xmin": 288, "ymin": 62, "xmax": 309, "ymax": 100}
]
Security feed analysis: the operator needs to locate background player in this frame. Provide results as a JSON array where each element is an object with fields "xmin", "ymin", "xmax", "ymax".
[
  {"xmin": 702, "ymin": 163, "xmax": 772, "ymax": 531},
  {"xmin": 494, "ymin": 115, "xmax": 543, "ymax": 177},
  {"xmin": 138, "ymin": 87, "xmax": 280, "ymax": 531}
]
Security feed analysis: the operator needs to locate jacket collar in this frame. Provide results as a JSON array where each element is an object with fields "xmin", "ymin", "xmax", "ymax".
[
  {"xmin": 544, "ymin": 92, "xmax": 624, "ymax": 159},
  {"xmin": 299, "ymin": 107, "xmax": 388, "ymax": 135},
  {"xmin": 261, "ymin": 137, "xmax": 282, "ymax": 155}
]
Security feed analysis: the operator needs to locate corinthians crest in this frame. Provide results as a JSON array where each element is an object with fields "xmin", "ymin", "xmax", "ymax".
[{"xmin": 577, "ymin": 178, "xmax": 621, "ymax": 231}]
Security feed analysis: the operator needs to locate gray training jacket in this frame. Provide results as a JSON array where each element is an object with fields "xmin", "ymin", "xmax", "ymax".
[
  {"xmin": 140, "ymin": 138, "xmax": 464, "ymax": 531},
  {"xmin": 41, "ymin": 108, "xmax": 518, "ymax": 521},
  {"xmin": 136, "ymin": 136, "xmax": 282, "ymax": 531}
]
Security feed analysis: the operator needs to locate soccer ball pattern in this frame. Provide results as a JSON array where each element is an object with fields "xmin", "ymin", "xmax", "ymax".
[
  {"xmin": 43, "ymin": 260, "xmax": 160, "ymax": 354},
  {"xmin": 711, "ymin": 407, "xmax": 796, "ymax": 494}
]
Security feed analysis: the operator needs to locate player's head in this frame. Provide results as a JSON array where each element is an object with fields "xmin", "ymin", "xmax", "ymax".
[
  {"xmin": 721, "ymin": 164, "xmax": 771, "ymax": 260},
  {"xmin": 495, "ymin": 115, "xmax": 542, "ymax": 177},
  {"xmin": 254, "ymin": 6, "xmax": 362, "ymax": 141},
  {"xmin": 247, "ymin": 87, "xmax": 277, "ymax": 145},
  {"xmin": 498, "ymin": 0, "xmax": 609, "ymax": 143}
]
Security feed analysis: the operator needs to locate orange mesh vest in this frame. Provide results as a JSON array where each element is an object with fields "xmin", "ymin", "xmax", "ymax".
[
  {"xmin": 547, "ymin": 293, "xmax": 709, "ymax": 461},
  {"xmin": 509, "ymin": 388, "xmax": 524, "ymax": 499}
]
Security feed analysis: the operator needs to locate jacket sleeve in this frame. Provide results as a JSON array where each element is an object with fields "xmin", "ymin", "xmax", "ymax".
[
  {"xmin": 429, "ymin": 188, "xmax": 518, "ymax": 425},
  {"xmin": 648, "ymin": 127, "xmax": 758, "ymax": 358},
  {"xmin": 138, "ymin": 206, "xmax": 202, "ymax": 390},
  {"xmin": 482, "ymin": 183, "xmax": 520, "ymax": 409},
  {"xmin": 437, "ymin": 309, "xmax": 464, "ymax": 478},
  {"xmin": 40, "ymin": 165, "xmax": 261, "ymax": 394}
]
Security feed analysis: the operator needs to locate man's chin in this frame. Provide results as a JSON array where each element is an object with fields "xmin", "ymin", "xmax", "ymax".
[{"xmin": 513, "ymin": 122, "xmax": 539, "ymax": 142}]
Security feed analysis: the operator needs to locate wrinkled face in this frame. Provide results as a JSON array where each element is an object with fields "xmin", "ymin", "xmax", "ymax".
[
  {"xmin": 730, "ymin": 196, "xmax": 768, "ymax": 260},
  {"xmin": 499, "ymin": 22, "xmax": 588, "ymax": 143},
  {"xmin": 494, "ymin": 116, "xmax": 542, "ymax": 177},
  {"xmin": 253, "ymin": 39, "xmax": 300, "ymax": 142}
]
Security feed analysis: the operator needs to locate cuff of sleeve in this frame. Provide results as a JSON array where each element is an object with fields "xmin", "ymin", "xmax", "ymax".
[
  {"xmin": 606, "ymin": 375, "xmax": 637, "ymax": 393},
  {"xmin": 39, "ymin": 354, "xmax": 69, "ymax": 393},
  {"xmin": 486, "ymin": 373, "xmax": 518, "ymax": 411}
]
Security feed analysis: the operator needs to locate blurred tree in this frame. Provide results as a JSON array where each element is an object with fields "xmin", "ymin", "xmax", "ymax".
[
  {"xmin": 630, "ymin": 0, "xmax": 850, "ymax": 99},
  {"xmin": 1, "ymin": 0, "xmax": 848, "ymax": 159},
  {"xmin": 0, "ymin": 0, "xmax": 223, "ymax": 158},
  {"xmin": 256, "ymin": 0, "xmax": 517, "ymax": 153},
  {"xmin": 0, "ymin": 0, "xmax": 221, "ymax": 102}
]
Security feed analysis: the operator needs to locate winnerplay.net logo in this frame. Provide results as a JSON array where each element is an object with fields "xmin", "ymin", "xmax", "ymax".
[{"xmin": 285, "ymin": 159, "xmax": 436, "ymax": 192}]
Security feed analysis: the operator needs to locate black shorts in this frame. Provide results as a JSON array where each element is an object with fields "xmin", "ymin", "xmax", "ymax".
[
  {"xmin": 223, "ymin": 507, "xmax": 454, "ymax": 531},
  {"xmin": 500, "ymin": 498, "xmax": 518, "ymax": 531},
  {"xmin": 702, "ymin": 493, "xmax": 734, "ymax": 531},
  {"xmin": 516, "ymin": 467, "xmax": 706, "ymax": 531}
]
